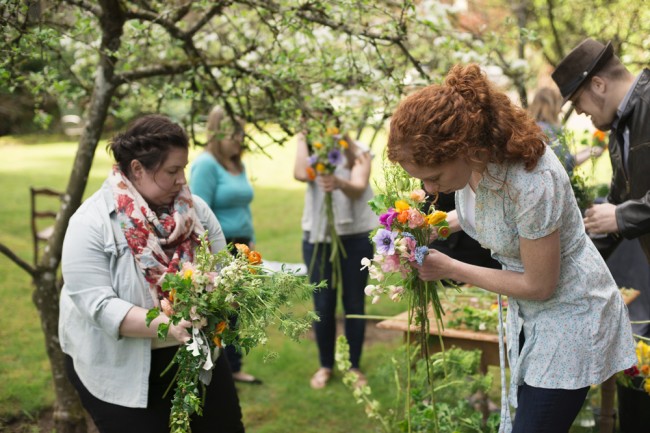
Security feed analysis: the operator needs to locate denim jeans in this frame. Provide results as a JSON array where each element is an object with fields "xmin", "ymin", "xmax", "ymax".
[
  {"xmin": 512, "ymin": 382, "xmax": 589, "ymax": 433},
  {"xmin": 303, "ymin": 232, "xmax": 373, "ymax": 369}
]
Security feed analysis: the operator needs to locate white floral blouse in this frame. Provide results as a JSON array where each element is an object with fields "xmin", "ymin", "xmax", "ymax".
[{"xmin": 455, "ymin": 148, "xmax": 636, "ymax": 406}]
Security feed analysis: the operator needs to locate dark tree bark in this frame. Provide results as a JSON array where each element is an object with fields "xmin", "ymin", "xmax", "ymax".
[{"xmin": 30, "ymin": 1, "xmax": 125, "ymax": 431}]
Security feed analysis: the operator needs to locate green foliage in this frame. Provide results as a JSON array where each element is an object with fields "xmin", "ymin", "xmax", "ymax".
[
  {"xmin": 448, "ymin": 305, "xmax": 500, "ymax": 333},
  {"xmin": 336, "ymin": 336, "xmax": 498, "ymax": 433}
]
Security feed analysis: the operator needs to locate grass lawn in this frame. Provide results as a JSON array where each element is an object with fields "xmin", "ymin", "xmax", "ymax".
[{"xmin": 0, "ymin": 130, "xmax": 611, "ymax": 431}]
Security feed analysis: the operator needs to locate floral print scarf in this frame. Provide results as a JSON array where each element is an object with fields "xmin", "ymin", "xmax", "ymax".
[{"xmin": 108, "ymin": 165, "xmax": 205, "ymax": 306}]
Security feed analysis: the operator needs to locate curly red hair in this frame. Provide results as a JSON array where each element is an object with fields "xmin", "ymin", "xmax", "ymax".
[{"xmin": 387, "ymin": 64, "xmax": 545, "ymax": 171}]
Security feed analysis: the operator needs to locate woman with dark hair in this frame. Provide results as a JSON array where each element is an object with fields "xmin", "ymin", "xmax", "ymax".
[
  {"xmin": 387, "ymin": 64, "xmax": 635, "ymax": 433},
  {"xmin": 59, "ymin": 115, "xmax": 245, "ymax": 433}
]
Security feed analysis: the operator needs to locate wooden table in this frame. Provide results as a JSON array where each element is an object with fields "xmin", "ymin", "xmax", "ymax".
[{"xmin": 376, "ymin": 289, "xmax": 640, "ymax": 433}]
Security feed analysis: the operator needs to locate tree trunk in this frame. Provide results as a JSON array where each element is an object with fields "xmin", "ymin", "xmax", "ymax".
[{"xmin": 31, "ymin": 2, "xmax": 125, "ymax": 431}]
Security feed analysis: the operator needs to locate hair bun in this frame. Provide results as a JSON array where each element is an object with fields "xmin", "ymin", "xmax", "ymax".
[{"xmin": 444, "ymin": 64, "xmax": 490, "ymax": 110}]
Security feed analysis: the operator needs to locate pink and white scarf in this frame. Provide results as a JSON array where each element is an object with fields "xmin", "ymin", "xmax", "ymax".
[{"xmin": 108, "ymin": 165, "xmax": 205, "ymax": 306}]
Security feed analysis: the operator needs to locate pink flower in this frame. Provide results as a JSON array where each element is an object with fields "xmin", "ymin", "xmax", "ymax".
[
  {"xmin": 396, "ymin": 236, "xmax": 416, "ymax": 261},
  {"xmin": 381, "ymin": 254, "xmax": 402, "ymax": 273},
  {"xmin": 407, "ymin": 208, "xmax": 425, "ymax": 229},
  {"xmin": 410, "ymin": 189, "xmax": 426, "ymax": 203}
]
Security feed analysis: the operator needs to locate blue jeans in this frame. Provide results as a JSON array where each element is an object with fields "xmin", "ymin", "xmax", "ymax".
[
  {"xmin": 303, "ymin": 232, "xmax": 373, "ymax": 369},
  {"xmin": 512, "ymin": 382, "xmax": 589, "ymax": 433}
]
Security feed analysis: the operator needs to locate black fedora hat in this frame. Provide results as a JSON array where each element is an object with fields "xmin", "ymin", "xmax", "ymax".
[{"xmin": 551, "ymin": 38, "xmax": 614, "ymax": 103}]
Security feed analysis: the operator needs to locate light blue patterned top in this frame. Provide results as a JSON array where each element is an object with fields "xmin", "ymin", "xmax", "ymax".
[{"xmin": 455, "ymin": 148, "xmax": 636, "ymax": 405}]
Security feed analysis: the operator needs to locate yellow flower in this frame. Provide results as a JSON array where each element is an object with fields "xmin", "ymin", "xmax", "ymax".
[
  {"xmin": 316, "ymin": 162, "xmax": 326, "ymax": 173},
  {"xmin": 326, "ymin": 126, "xmax": 340, "ymax": 135},
  {"xmin": 169, "ymin": 288, "xmax": 176, "ymax": 302},
  {"xmin": 645, "ymin": 379, "xmax": 650, "ymax": 395},
  {"xmin": 395, "ymin": 200, "xmax": 410, "ymax": 212},
  {"xmin": 338, "ymin": 139, "xmax": 349, "ymax": 149},
  {"xmin": 183, "ymin": 269, "xmax": 194, "ymax": 279},
  {"xmin": 426, "ymin": 210, "xmax": 447, "ymax": 226},
  {"xmin": 313, "ymin": 141, "xmax": 323, "ymax": 149}
]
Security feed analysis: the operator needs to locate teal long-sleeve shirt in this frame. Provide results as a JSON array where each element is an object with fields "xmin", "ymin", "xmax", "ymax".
[{"xmin": 190, "ymin": 152, "xmax": 255, "ymax": 243}]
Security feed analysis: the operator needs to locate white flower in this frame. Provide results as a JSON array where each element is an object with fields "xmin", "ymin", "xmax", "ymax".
[
  {"xmin": 479, "ymin": 323, "xmax": 487, "ymax": 331},
  {"xmin": 360, "ymin": 257, "xmax": 372, "ymax": 271},
  {"xmin": 372, "ymin": 295, "xmax": 381, "ymax": 304},
  {"xmin": 364, "ymin": 284, "xmax": 378, "ymax": 297},
  {"xmin": 368, "ymin": 265, "xmax": 384, "ymax": 282}
]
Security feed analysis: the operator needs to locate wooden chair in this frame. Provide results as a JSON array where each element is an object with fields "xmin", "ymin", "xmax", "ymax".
[{"xmin": 30, "ymin": 187, "xmax": 64, "ymax": 265}]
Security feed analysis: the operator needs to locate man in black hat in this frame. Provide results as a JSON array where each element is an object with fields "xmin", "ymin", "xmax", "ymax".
[
  {"xmin": 552, "ymin": 38, "xmax": 650, "ymax": 264},
  {"xmin": 553, "ymin": 39, "xmax": 650, "ymax": 341}
]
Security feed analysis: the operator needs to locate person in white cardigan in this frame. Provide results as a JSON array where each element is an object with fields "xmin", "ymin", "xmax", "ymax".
[{"xmin": 294, "ymin": 124, "xmax": 377, "ymax": 390}]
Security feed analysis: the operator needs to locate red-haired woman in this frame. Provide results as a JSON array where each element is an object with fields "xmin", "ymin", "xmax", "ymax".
[{"xmin": 387, "ymin": 64, "xmax": 635, "ymax": 433}]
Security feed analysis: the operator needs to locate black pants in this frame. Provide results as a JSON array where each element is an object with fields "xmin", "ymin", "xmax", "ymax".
[
  {"xmin": 65, "ymin": 348, "xmax": 245, "ymax": 433},
  {"xmin": 303, "ymin": 232, "xmax": 373, "ymax": 369}
]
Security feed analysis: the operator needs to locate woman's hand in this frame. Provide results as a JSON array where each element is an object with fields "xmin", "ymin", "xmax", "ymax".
[
  {"xmin": 168, "ymin": 319, "xmax": 192, "ymax": 344},
  {"xmin": 413, "ymin": 249, "xmax": 454, "ymax": 281},
  {"xmin": 316, "ymin": 174, "xmax": 339, "ymax": 192}
]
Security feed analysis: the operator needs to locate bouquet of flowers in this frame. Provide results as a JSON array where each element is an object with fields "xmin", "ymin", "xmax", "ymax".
[
  {"xmin": 618, "ymin": 339, "xmax": 650, "ymax": 395},
  {"xmin": 362, "ymin": 166, "xmax": 450, "ymax": 330},
  {"xmin": 146, "ymin": 235, "xmax": 320, "ymax": 433},
  {"xmin": 305, "ymin": 125, "xmax": 349, "ymax": 291},
  {"xmin": 359, "ymin": 163, "xmax": 452, "ymax": 431}
]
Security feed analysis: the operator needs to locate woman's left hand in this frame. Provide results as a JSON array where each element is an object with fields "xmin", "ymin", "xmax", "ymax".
[
  {"xmin": 413, "ymin": 249, "xmax": 454, "ymax": 281},
  {"xmin": 316, "ymin": 174, "xmax": 339, "ymax": 192}
]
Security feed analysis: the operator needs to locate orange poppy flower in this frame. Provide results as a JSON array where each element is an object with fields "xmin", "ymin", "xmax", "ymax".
[
  {"xmin": 306, "ymin": 166, "xmax": 317, "ymax": 181},
  {"xmin": 248, "ymin": 251, "xmax": 262, "ymax": 265}
]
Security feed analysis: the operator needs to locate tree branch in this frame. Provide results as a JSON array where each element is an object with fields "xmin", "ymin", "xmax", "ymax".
[
  {"xmin": 114, "ymin": 59, "xmax": 233, "ymax": 84},
  {"xmin": 545, "ymin": 0, "xmax": 564, "ymax": 63},
  {"xmin": 0, "ymin": 242, "xmax": 36, "ymax": 277}
]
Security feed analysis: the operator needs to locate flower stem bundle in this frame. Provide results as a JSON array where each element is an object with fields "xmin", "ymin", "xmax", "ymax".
[{"xmin": 146, "ymin": 235, "xmax": 321, "ymax": 433}]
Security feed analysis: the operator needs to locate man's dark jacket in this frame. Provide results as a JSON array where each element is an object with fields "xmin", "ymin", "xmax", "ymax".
[{"xmin": 609, "ymin": 68, "xmax": 650, "ymax": 262}]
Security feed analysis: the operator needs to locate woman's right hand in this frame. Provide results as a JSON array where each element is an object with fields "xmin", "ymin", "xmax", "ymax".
[{"xmin": 168, "ymin": 319, "xmax": 192, "ymax": 343}]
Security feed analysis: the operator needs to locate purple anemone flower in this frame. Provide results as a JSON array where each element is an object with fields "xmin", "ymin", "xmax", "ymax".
[
  {"xmin": 372, "ymin": 228, "xmax": 398, "ymax": 255},
  {"xmin": 379, "ymin": 208, "xmax": 398, "ymax": 230},
  {"xmin": 327, "ymin": 148, "xmax": 343, "ymax": 165},
  {"xmin": 308, "ymin": 154, "xmax": 319, "ymax": 165}
]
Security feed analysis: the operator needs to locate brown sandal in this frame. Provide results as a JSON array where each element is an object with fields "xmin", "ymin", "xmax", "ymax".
[{"xmin": 310, "ymin": 368, "xmax": 332, "ymax": 389}]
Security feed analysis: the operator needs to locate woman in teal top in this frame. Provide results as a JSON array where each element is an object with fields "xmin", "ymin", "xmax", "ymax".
[{"xmin": 190, "ymin": 106, "xmax": 260, "ymax": 384}]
